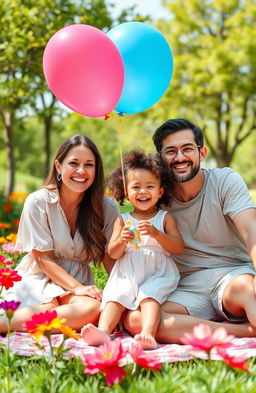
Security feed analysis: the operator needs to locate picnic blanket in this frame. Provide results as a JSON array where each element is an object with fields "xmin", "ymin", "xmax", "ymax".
[{"xmin": 1, "ymin": 331, "xmax": 256, "ymax": 364}]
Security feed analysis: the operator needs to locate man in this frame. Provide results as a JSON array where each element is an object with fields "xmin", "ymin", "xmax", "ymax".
[{"xmin": 124, "ymin": 118, "xmax": 256, "ymax": 342}]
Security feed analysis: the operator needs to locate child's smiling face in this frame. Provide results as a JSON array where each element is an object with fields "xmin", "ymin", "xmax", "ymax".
[{"xmin": 126, "ymin": 168, "xmax": 164, "ymax": 213}]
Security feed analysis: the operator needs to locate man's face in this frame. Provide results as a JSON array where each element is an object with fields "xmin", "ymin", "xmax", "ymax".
[{"xmin": 161, "ymin": 129, "xmax": 204, "ymax": 183}]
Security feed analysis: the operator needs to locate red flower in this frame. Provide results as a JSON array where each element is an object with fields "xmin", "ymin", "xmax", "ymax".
[
  {"xmin": 129, "ymin": 342, "xmax": 162, "ymax": 370},
  {"xmin": 13, "ymin": 220, "xmax": 20, "ymax": 226},
  {"xmin": 217, "ymin": 348, "xmax": 250, "ymax": 373},
  {"xmin": 0, "ymin": 255, "xmax": 6, "ymax": 263},
  {"xmin": 24, "ymin": 310, "xmax": 67, "ymax": 341},
  {"xmin": 104, "ymin": 366, "xmax": 127, "ymax": 386},
  {"xmin": 83, "ymin": 339, "xmax": 127, "ymax": 386},
  {"xmin": 0, "ymin": 255, "xmax": 13, "ymax": 266},
  {"xmin": 3, "ymin": 204, "xmax": 12, "ymax": 212},
  {"xmin": 0, "ymin": 268, "xmax": 22, "ymax": 289},
  {"xmin": 181, "ymin": 324, "xmax": 234, "ymax": 352}
]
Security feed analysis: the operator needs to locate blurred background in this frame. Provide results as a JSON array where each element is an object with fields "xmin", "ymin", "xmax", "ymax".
[{"xmin": 0, "ymin": 0, "xmax": 255, "ymax": 197}]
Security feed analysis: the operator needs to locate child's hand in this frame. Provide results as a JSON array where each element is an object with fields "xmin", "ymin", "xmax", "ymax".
[
  {"xmin": 137, "ymin": 220, "xmax": 159, "ymax": 237},
  {"xmin": 120, "ymin": 224, "xmax": 135, "ymax": 244}
]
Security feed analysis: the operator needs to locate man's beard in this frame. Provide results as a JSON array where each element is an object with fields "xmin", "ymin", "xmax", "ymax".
[{"xmin": 170, "ymin": 161, "xmax": 200, "ymax": 183}]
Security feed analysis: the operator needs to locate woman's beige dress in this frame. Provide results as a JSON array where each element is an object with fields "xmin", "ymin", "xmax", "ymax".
[{"xmin": 4, "ymin": 188, "xmax": 119, "ymax": 308}]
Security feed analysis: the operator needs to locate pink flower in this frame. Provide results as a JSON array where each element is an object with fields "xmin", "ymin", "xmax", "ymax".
[
  {"xmin": 217, "ymin": 348, "xmax": 250, "ymax": 373},
  {"xmin": 2, "ymin": 243, "xmax": 23, "ymax": 254},
  {"xmin": 129, "ymin": 342, "xmax": 162, "ymax": 370},
  {"xmin": 83, "ymin": 339, "xmax": 127, "ymax": 386},
  {"xmin": 181, "ymin": 324, "xmax": 234, "ymax": 351}
]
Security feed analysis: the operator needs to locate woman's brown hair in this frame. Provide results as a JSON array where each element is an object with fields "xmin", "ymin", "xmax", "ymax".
[{"xmin": 43, "ymin": 135, "xmax": 106, "ymax": 263}]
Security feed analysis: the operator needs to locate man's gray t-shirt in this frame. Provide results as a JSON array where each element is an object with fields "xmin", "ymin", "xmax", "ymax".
[{"xmin": 168, "ymin": 168, "xmax": 255, "ymax": 276}]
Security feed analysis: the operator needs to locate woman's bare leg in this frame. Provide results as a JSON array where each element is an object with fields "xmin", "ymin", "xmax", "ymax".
[
  {"xmin": 0, "ymin": 294, "xmax": 100, "ymax": 333},
  {"xmin": 55, "ymin": 294, "xmax": 101, "ymax": 330},
  {"xmin": 0, "ymin": 299, "xmax": 59, "ymax": 333}
]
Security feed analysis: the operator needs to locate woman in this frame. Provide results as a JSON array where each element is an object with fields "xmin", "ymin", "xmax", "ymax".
[{"xmin": 1, "ymin": 135, "xmax": 119, "ymax": 332}]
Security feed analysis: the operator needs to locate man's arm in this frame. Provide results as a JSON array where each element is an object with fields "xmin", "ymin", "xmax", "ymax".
[{"xmin": 233, "ymin": 208, "xmax": 256, "ymax": 268}]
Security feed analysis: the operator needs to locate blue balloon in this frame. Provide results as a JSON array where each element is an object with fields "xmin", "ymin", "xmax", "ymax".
[{"xmin": 107, "ymin": 22, "xmax": 173, "ymax": 114}]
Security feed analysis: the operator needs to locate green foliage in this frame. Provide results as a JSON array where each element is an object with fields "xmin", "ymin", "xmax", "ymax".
[
  {"xmin": 150, "ymin": 0, "xmax": 256, "ymax": 168},
  {"xmin": 90, "ymin": 263, "xmax": 108, "ymax": 290},
  {"xmin": 0, "ymin": 168, "xmax": 42, "ymax": 194},
  {"xmin": 0, "ymin": 191, "xmax": 24, "ymax": 234}
]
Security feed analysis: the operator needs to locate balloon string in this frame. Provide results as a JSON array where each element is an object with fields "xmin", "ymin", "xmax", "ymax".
[
  {"xmin": 119, "ymin": 141, "xmax": 127, "ymax": 197},
  {"xmin": 105, "ymin": 111, "xmax": 127, "ymax": 196},
  {"xmin": 116, "ymin": 115, "xmax": 127, "ymax": 197}
]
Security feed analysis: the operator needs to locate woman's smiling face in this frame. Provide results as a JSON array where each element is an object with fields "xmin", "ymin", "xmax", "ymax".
[{"xmin": 55, "ymin": 144, "xmax": 96, "ymax": 195}]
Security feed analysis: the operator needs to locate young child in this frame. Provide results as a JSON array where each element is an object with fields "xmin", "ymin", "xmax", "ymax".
[{"xmin": 81, "ymin": 150, "xmax": 184, "ymax": 349}]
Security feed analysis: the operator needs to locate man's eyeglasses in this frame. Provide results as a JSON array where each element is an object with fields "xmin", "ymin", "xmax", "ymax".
[{"xmin": 161, "ymin": 144, "xmax": 201, "ymax": 159}]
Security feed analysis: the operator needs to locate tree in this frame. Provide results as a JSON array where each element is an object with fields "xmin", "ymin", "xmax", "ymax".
[
  {"xmin": 0, "ymin": 0, "xmax": 79, "ymax": 195},
  {"xmin": 156, "ymin": 0, "xmax": 256, "ymax": 167},
  {"xmin": 0, "ymin": 0, "xmax": 138, "ymax": 195}
]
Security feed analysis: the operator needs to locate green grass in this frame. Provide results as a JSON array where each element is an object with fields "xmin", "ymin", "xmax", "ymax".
[{"xmin": 1, "ymin": 351, "xmax": 256, "ymax": 393}]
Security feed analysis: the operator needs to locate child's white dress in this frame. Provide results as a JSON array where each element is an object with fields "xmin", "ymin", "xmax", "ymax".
[{"xmin": 100, "ymin": 210, "xmax": 180, "ymax": 310}]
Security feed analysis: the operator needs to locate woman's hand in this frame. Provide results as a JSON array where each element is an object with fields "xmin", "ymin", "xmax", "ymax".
[
  {"xmin": 71, "ymin": 284, "xmax": 102, "ymax": 301},
  {"xmin": 137, "ymin": 220, "xmax": 159, "ymax": 237}
]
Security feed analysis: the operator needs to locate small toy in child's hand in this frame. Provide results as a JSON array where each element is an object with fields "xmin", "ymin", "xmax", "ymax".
[{"xmin": 125, "ymin": 220, "xmax": 141, "ymax": 250}]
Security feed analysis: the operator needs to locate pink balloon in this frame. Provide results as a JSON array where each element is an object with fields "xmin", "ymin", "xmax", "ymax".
[{"xmin": 43, "ymin": 24, "xmax": 124, "ymax": 117}]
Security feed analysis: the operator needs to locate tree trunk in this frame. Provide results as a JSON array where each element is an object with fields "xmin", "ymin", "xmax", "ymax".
[
  {"xmin": 1, "ymin": 110, "xmax": 15, "ymax": 197},
  {"xmin": 43, "ymin": 114, "xmax": 52, "ymax": 179},
  {"xmin": 215, "ymin": 151, "xmax": 233, "ymax": 168}
]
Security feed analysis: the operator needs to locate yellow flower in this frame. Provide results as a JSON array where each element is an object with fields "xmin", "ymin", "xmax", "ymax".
[
  {"xmin": 6, "ymin": 233, "xmax": 17, "ymax": 243},
  {"xmin": 8, "ymin": 192, "xmax": 28, "ymax": 203},
  {"xmin": 60, "ymin": 324, "xmax": 80, "ymax": 340},
  {"xmin": 0, "ymin": 237, "xmax": 8, "ymax": 244}
]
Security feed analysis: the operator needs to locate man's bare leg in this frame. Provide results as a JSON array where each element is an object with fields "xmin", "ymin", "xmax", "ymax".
[
  {"xmin": 124, "ymin": 301, "xmax": 256, "ymax": 344},
  {"xmin": 222, "ymin": 274, "xmax": 256, "ymax": 326}
]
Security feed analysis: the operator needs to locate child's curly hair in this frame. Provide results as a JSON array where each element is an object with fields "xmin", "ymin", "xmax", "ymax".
[{"xmin": 108, "ymin": 149, "xmax": 174, "ymax": 207}]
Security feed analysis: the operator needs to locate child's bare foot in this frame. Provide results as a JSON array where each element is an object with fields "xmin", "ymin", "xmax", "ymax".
[
  {"xmin": 80, "ymin": 323, "xmax": 110, "ymax": 346},
  {"xmin": 134, "ymin": 333, "xmax": 157, "ymax": 350}
]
